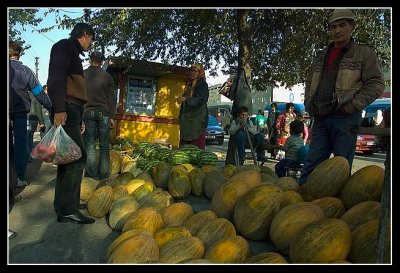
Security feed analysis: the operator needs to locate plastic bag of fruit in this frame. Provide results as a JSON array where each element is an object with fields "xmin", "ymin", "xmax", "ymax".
[{"xmin": 31, "ymin": 125, "xmax": 82, "ymax": 165}]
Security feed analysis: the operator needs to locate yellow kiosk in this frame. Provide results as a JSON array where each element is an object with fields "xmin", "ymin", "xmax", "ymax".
[{"xmin": 106, "ymin": 58, "xmax": 192, "ymax": 148}]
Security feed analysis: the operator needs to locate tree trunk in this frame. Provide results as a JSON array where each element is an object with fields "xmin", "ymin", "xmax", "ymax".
[
  {"xmin": 237, "ymin": 9, "xmax": 251, "ymax": 85},
  {"xmin": 226, "ymin": 9, "xmax": 253, "ymax": 166}
]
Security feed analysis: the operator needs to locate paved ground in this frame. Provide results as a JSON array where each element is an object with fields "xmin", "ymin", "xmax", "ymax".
[{"xmin": 8, "ymin": 134, "xmax": 279, "ymax": 264}]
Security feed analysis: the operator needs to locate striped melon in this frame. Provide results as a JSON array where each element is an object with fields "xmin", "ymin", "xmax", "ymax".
[
  {"xmin": 184, "ymin": 210, "xmax": 218, "ymax": 236},
  {"xmin": 112, "ymin": 185, "xmax": 129, "ymax": 201},
  {"xmin": 289, "ymin": 219, "xmax": 352, "ymax": 263},
  {"xmin": 245, "ymin": 252, "xmax": 287, "ymax": 264},
  {"xmin": 160, "ymin": 202, "xmax": 194, "ymax": 228},
  {"xmin": 340, "ymin": 165, "xmax": 384, "ymax": 209},
  {"xmin": 151, "ymin": 161, "xmax": 172, "ymax": 189},
  {"xmin": 280, "ymin": 190, "xmax": 304, "ymax": 209},
  {"xmin": 270, "ymin": 202, "xmax": 325, "ymax": 255},
  {"xmin": 348, "ymin": 218, "xmax": 391, "ymax": 263},
  {"xmin": 122, "ymin": 207, "xmax": 164, "ymax": 234},
  {"xmin": 80, "ymin": 177, "xmax": 100, "ymax": 201},
  {"xmin": 154, "ymin": 226, "xmax": 192, "ymax": 248},
  {"xmin": 138, "ymin": 188, "xmax": 175, "ymax": 210},
  {"xmin": 107, "ymin": 228, "xmax": 153, "ymax": 258},
  {"xmin": 275, "ymin": 176, "xmax": 299, "ymax": 192},
  {"xmin": 204, "ymin": 235, "xmax": 249, "ymax": 263},
  {"xmin": 159, "ymin": 236, "xmax": 205, "ymax": 264},
  {"xmin": 340, "ymin": 201, "xmax": 381, "ymax": 231},
  {"xmin": 233, "ymin": 183, "xmax": 282, "ymax": 240},
  {"xmin": 168, "ymin": 168, "xmax": 191, "ymax": 199},
  {"xmin": 311, "ymin": 197, "xmax": 346, "ymax": 219},
  {"xmin": 87, "ymin": 186, "xmax": 114, "ymax": 218},
  {"xmin": 211, "ymin": 171, "xmax": 261, "ymax": 220},
  {"xmin": 188, "ymin": 168, "xmax": 206, "ymax": 197},
  {"xmin": 108, "ymin": 233, "xmax": 159, "ymax": 264},
  {"xmin": 108, "ymin": 195, "xmax": 139, "ymax": 231},
  {"xmin": 298, "ymin": 156, "xmax": 350, "ymax": 201},
  {"xmin": 196, "ymin": 218, "xmax": 236, "ymax": 250},
  {"xmin": 203, "ymin": 170, "xmax": 226, "ymax": 199}
]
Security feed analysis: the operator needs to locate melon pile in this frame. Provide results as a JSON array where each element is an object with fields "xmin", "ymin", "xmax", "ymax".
[{"xmin": 80, "ymin": 152, "xmax": 389, "ymax": 264}]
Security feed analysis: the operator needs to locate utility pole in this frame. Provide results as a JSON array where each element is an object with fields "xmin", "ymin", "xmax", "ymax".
[{"xmin": 35, "ymin": 57, "xmax": 39, "ymax": 78}]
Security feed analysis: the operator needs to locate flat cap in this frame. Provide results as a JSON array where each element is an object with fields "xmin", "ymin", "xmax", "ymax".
[{"xmin": 328, "ymin": 9, "xmax": 355, "ymax": 24}]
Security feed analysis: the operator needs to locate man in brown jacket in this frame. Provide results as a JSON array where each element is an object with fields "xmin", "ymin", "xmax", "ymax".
[
  {"xmin": 299, "ymin": 9, "xmax": 384, "ymax": 185},
  {"xmin": 47, "ymin": 23, "xmax": 95, "ymax": 224}
]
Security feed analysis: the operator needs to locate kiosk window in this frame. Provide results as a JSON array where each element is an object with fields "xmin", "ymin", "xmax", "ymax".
[{"xmin": 125, "ymin": 77, "xmax": 156, "ymax": 115}]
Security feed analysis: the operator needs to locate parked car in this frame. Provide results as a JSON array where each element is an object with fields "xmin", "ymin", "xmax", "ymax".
[
  {"xmin": 208, "ymin": 104, "xmax": 232, "ymax": 134},
  {"xmin": 356, "ymin": 98, "xmax": 391, "ymax": 155},
  {"xmin": 206, "ymin": 115, "xmax": 225, "ymax": 145}
]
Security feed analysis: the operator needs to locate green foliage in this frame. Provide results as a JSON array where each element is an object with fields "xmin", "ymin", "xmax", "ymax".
[
  {"xmin": 8, "ymin": 9, "xmax": 42, "ymax": 45},
  {"xmin": 8, "ymin": 8, "xmax": 391, "ymax": 89}
]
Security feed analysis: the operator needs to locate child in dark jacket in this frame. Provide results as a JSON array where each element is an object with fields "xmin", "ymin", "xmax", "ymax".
[{"xmin": 274, "ymin": 120, "xmax": 305, "ymax": 178}]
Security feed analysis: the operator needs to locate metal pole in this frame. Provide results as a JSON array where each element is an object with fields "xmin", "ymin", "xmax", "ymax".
[
  {"xmin": 34, "ymin": 57, "xmax": 39, "ymax": 78},
  {"xmin": 377, "ymin": 140, "xmax": 390, "ymax": 263},
  {"xmin": 244, "ymin": 125, "xmax": 257, "ymax": 165}
]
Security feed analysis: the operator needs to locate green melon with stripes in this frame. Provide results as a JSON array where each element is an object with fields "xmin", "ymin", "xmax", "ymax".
[
  {"xmin": 197, "ymin": 151, "xmax": 218, "ymax": 166},
  {"xmin": 169, "ymin": 150, "xmax": 192, "ymax": 165}
]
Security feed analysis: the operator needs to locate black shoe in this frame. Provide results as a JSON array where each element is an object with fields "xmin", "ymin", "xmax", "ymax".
[
  {"xmin": 79, "ymin": 203, "xmax": 88, "ymax": 210},
  {"xmin": 57, "ymin": 212, "xmax": 95, "ymax": 224},
  {"xmin": 8, "ymin": 229, "xmax": 17, "ymax": 239}
]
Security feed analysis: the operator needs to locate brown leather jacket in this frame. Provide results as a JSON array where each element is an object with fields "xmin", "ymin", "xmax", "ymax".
[{"xmin": 305, "ymin": 39, "xmax": 385, "ymax": 115}]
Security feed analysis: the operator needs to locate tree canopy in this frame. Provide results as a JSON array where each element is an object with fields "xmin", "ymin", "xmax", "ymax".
[{"xmin": 9, "ymin": 8, "xmax": 391, "ymax": 90}]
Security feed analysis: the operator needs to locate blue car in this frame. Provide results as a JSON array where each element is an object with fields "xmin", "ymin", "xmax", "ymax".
[{"xmin": 206, "ymin": 115, "xmax": 225, "ymax": 145}]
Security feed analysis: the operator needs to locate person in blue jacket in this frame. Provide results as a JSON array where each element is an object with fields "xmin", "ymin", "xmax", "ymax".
[{"xmin": 9, "ymin": 40, "xmax": 52, "ymax": 188}]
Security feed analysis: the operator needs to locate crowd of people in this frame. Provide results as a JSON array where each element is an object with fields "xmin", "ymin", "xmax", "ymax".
[{"xmin": 9, "ymin": 9, "xmax": 386, "ymax": 241}]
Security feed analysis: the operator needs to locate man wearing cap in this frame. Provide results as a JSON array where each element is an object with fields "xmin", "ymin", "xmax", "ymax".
[
  {"xmin": 47, "ymin": 22, "xmax": 96, "ymax": 224},
  {"xmin": 176, "ymin": 63, "xmax": 209, "ymax": 149},
  {"xmin": 83, "ymin": 51, "xmax": 116, "ymax": 180},
  {"xmin": 299, "ymin": 9, "xmax": 384, "ymax": 185}
]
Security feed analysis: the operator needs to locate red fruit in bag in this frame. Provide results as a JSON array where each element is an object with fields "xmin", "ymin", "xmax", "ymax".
[{"xmin": 35, "ymin": 144, "xmax": 49, "ymax": 155}]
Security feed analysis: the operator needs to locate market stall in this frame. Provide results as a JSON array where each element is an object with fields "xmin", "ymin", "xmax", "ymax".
[{"xmin": 106, "ymin": 58, "xmax": 192, "ymax": 148}]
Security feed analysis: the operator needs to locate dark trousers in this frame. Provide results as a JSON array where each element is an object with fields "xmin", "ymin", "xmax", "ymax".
[
  {"xmin": 53, "ymin": 103, "xmax": 87, "ymax": 216},
  {"xmin": 9, "ymin": 121, "xmax": 18, "ymax": 213},
  {"xmin": 10, "ymin": 113, "xmax": 29, "ymax": 180},
  {"xmin": 298, "ymin": 112, "xmax": 361, "ymax": 185},
  {"xmin": 234, "ymin": 131, "xmax": 265, "ymax": 161},
  {"xmin": 83, "ymin": 110, "xmax": 110, "ymax": 180},
  {"xmin": 27, "ymin": 117, "xmax": 39, "ymax": 156}
]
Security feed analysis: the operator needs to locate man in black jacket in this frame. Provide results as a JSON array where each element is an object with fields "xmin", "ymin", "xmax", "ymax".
[
  {"xmin": 47, "ymin": 23, "xmax": 95, "ymax": 224},
  {"xmin": 83, "ymin": 51, "xmax": 116, "ymax": 180}
]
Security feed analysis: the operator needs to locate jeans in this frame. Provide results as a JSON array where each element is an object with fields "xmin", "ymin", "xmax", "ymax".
[
  {"xmin": 53, "ymin": 103, "xmax": 87, "ymax": 216},
  {"xmin": 10, "ymin": 113, "xmax": 29, "ymax": 180},
  {"xmin": 298, "ymin": 112, "xmax": 362, "ymax": 185},
  {"xmin": 83, "ymin": 110, "xmax": 110, "ymax": 180},
  {"xmin": 234, "ymin": 130, "xmax": 265, "ymax": 162}
]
